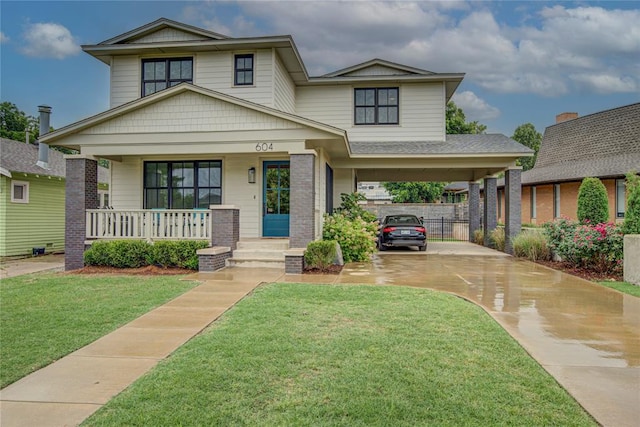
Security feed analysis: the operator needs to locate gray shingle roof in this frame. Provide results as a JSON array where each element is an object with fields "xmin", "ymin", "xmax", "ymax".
[
  {"xmin": 523, "ymin": 103, "xmax": 640, "ymax": 184},
  {"xmin": 1, "ymin": 138, "xmax": 109, "ymax": 183},
  {"xmin": 349, "ymin": 134, "xmax": 533, "ymax": 155}
]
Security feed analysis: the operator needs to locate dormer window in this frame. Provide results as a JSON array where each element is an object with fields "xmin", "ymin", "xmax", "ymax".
[
  {"xmin": 142, "ymin": 58, "xmax": 193, "ymax": 96},
  {"xmin": 354, "ymin": 88, "xmax": 399, "ymax": 125},
  {"xmin": 234, "ymin": 54, "xmax": 254, "ymax": 86}
]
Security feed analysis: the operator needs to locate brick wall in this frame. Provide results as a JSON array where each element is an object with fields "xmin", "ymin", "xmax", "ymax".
[
  {"xmin": 290, "ymin": 154, "xmax": 315, "ymax": 248},
  {"xmin": 363, "ymin": 203, "xmax": 468, "ymax": 220},
  {"xmin": 198, "ymin": 250, "xmax": 232, "ymax": 272},
  {"xmin": 65, "ymin": 158, "xmax": 98, "ymax": 271},
  {"xmin": 211, "ymin": 207, "xmax": 239, "ymax": 249}
]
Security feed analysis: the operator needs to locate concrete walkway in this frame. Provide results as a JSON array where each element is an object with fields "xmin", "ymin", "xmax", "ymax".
[
  {"xmin": 1, "ymin": 243, "xmax": 638, "ymax": 426},
  {"xmin": 0, "ymin": 254, "xmax": 65, "ymax": 279},
  {"xmin": 0, "ymin": 268, "xmax": 285, "ymax": 427}
]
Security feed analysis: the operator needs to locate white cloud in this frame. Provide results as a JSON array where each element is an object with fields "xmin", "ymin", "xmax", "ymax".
[
  {"xmin": 0, "ymin": 32, "xmax": 8, "ymax": 43},
  {"xmin": 187, "ymin": 1, "xmax": 640, "ymax": 96},
  {"xmin": 452, "ymin": 91, "xmax": 500, "ymax": 120},
  {"xmin": 21, "ymin": 22, "xmax": 81, "ymax": 59}
]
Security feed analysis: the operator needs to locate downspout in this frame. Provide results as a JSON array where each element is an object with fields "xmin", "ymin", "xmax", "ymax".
[{"xmin": 36, "ymin": 105, "xmax": 51, "ymax": 169}]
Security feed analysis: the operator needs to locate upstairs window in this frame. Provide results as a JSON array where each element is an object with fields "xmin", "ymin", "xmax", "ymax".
[
  {"xmin": 142, "ymin": 58, "xmax": 193, "ymax": 96},
  {"xmin": 234, "ymin": 54, "xmax": 254, "ymax": 86},
  {"xmin": 354, "ymin": 88, "xmax": 399, "ymax": 125},
  {"xmin": 11, "ymin": 180, "xmax": 29, "ymax": 203}
]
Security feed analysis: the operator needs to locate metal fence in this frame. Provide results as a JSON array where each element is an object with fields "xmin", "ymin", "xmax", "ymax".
[{"xmin": 422, "ymin": 217, "xmax": 469, "ymax": 241}]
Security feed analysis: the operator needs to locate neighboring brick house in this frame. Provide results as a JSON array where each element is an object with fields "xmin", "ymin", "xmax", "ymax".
[
  {"xmin": 496, "ymin": 103, "xmax": 640, "ymax": 225},
  {"xmin": 0, "ymin": 138, "xmax": 109, "ymax": 257},
  {"xmin": 39, "ymin": 18, "xmax": 532, "ymax": 269}
]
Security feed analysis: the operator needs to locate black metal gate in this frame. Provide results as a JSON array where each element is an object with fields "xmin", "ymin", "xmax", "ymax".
[{"xmin": 423, "ymin": 218, "xmax": 469, "ymax": 241}]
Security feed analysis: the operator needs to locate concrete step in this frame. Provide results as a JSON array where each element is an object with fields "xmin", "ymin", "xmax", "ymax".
[
  {"xmin": 231, "ymin": 249, "xmax": 286, "ymax": 261},
  {"xmin": 225, "ymin": 258, "xmax": 286, "ymax": 269},
  {"xmin": 236, "ymin": 239, "xmax": 289, "ymax": 250}
]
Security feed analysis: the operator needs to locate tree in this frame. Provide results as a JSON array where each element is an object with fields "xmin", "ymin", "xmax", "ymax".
[
  {"xmin": 446, "ymin": 101, "xmax": 486, "ymax": 134},
  {"xmin": 622, "ymin": 172, "xmax": 640, "ymax": 234},
  {"xmin": 0, "ymin": 102, "xmax": 38, "ymax": 143},
  {"xmin": 511, "ymin": 123, "xmax": 542, "ymax": 171},
  {"xmin": 577, "ymin": 177, "xmax": 609, "ymax": 224},
  {"xmin": 382, "ymin": 182, "xmax": 446, "ymax": 203}
]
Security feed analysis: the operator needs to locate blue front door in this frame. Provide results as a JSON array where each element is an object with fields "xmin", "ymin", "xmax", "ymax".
[{"xmin": 263, "ymin": 161, "xmax": 290, "ymax": 237}]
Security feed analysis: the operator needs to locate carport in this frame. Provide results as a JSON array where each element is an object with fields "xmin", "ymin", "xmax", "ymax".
[{"xmin": 328, "ymin": 134, "xmax": 533, "ymax": 254}]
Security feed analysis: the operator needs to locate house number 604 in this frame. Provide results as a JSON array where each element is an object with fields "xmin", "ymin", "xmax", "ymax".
[{"xmin": 255, "ymin": 143, "xmax": 274, "ymax": 152}]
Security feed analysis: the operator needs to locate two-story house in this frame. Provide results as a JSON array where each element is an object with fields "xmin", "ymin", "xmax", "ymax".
[{"xmin": 39, "ymin": 18, "xmax": 532, "ymax": 270}]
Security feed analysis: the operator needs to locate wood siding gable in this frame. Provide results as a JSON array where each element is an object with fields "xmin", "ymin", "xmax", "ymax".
[{"xmin": 131, "ymin": 28, "xmax": 210, "ymax": 44}]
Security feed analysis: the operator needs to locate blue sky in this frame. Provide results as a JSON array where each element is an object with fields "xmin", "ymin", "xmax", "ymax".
[{"xmin": 1, "ymin": 0, "xmax": 638, "ymax": 136}]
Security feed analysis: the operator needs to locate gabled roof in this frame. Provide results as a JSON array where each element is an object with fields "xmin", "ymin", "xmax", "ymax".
[
  {"xmin": 522, "ymin": 103, "xmax": 640, "ymax": 185},
  {"xmin": 0, "ymin": 138, "xmax": 109, "ymax": 182},
  {"xmin": 39, "ymin": 83, "xmax": 348, "ymax": 148},
  {"xmin": 98, "ymin": 17, "xmax": 229, "ymax": 45},
  {"xmin": 322, "ymin": 58, "xmax": 436, "ymax": 78}
]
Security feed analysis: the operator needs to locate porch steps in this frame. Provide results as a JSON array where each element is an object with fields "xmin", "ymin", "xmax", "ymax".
[{"xmin": 226, "ymin": 239, "xmax": 289, "ymax": 269}]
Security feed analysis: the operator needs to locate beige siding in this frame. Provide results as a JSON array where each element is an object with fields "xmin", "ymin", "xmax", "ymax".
[
  {"xmin": 273, "ymin": 52, "xmax": 295, "ymax": 113},
  {"xmin": 1, "ymin": 176, "xmax": 65, "ymax": 256},
  {"xmin": 196, "ymin": 49, "xmax": 274, "ymax": 107},
  {"xmin": 296, "ymin": 82, "xmax": 445, "ymax": 141},
  {"xmin": 85, "ymin": 91, "xmax": 304, "ymax": 135},
  {"xmin": 110, "ymin": 56, "xmax": 140, "ymax": 108},
  {"xmin": 110, "ymin": 157, "xmax": 142, "ymax": 209},
  {"xmin": 224, "ymin": 155, "xmax": 261, "ymax": 238},
  {"xmin": 344, "ymin": 65, "xmax": 412, "ymax": 77},
  {"xmin": 133, "ymin": 28, "xmax": 209, "ymax": 43},
  {"xmin": 333, "ymin": 168, "xmax": 355, "ymax": 208}
]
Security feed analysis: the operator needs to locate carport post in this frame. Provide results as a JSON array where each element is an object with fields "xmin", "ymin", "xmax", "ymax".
[
  {"xmin": 504, "ymin": 168, "xmax": 522, "ymax": 255},
  {"xmin": 468, "ymin": 182, "xmax": 481, "ymax": 242},
  {"xmin": 483, "ymin": 177, "xmax": 498, "ymax": 248}
]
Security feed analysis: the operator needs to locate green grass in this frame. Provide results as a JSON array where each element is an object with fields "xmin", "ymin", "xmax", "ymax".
[
  {"xmin": 598, "ymin": 281, "xmax": 640, "ymax": 297},
  {"xmin": 84, "ymin": 283, "xmax": 594, "ymax": 426},
  {"xmin": 0, "ymin": 273, "xmax": 197, "ymax": 388}
]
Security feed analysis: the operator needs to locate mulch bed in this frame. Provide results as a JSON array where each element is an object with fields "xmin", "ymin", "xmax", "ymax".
[
  {"xmin": 533, "ymin": 259, "xmax": 623, "ymax": 282},
  {"xmin": 69, "ymin": 265, "xmax": 193, "ymax": 276},
  {"xmin": 304, "ymin": 264, "xmax": 344, "ymax": 275}
]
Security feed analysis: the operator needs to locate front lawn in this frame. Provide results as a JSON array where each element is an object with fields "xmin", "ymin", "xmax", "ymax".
[
  {"xmin": 598, "ymin": 281, "xmax": 640, "ymax": 297},
  {"xmin": 0, "ymin": 273, "xmax": 197, "ymax": 388},
  {"xmin": 84, "ymin": 283, "xmax": 594, "ymax": 426}
]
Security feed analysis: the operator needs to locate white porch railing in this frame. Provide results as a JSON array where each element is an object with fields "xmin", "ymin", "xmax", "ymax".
[{"xmin": 86, "ymin": 209, "xmax": 211, "ymax": 240}]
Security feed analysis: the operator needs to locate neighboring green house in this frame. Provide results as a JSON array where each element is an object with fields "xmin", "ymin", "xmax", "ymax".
[{"xmin": 0, "ymin": 138, "xmax": 109, "ymax": 257}]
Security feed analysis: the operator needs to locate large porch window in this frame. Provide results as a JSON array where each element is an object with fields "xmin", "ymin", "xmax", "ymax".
[{"xmin": 144, "ymin": 161, "xmax": 222, "ymax": 209}]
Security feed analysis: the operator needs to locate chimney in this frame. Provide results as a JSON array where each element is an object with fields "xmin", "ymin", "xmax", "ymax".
[
  {"xmin": 36, "ymin": 105, "xmax": 51, "ymax": 169},
  {"xmin": 556, "ymin": 112, "xmax": 578, "ymax": 124}
]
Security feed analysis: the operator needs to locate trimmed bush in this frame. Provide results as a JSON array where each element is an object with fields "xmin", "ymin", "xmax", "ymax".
[
  {"xmin": 304, "ymin": 240, "xmax": 338, "ymax": 271},
  {"xmin": 577, "ymin": 177, "xmax": 609, "ymax": 224},
  {"xmin": 151, "ymin": 240, "xmax": 209, "ymax": 270},
  {"xmin": 489, "ymin": 228, "xmax": 505, "ymax": 251},
  {"xmin": 84, "ymin": 240, "xmax": 151, "ymax": 268},
  {"xmin": 512, "ymin": 231, "xmax": 550, "ymax": 261},
  {"xmin": 622, "ymin": 172, "xmax": 640, "ymax": 235}
]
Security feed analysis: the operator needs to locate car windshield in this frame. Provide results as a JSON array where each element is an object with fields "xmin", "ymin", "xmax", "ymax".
[{"xmin": 385, "ymin": 215, "xmax": 420, "ymax": 225}]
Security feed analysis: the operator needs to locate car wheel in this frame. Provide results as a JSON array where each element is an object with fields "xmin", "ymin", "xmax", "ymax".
[{"xmin": 419, "ymin": 244, "xmax": 427, "ymax": 252}]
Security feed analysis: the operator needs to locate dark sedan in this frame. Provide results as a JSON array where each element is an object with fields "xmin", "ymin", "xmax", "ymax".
[{"xmin": 378, "ymin": 215, "xmax": 427, "ymax": 251}]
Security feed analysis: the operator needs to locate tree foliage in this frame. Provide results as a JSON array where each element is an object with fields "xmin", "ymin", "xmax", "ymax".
[
  {"xmin": 511, "ymin": 123, "xmax": 542, "ymax": 171},
  {"xmin": 382, "ymin": 182, "xmax": 446, "ymax": 203},
  {"xmin": 622, "ymin": 172, "xmax": 640, "ymax": 234},
  {"xmin": 577, "ymin": 177, "xmax": 609, "ymax": 224},
  {"xmin": 446, "ymin": 101, "xmax": 486, "ymax": 134},
  {"xmin": 0, "ymin": 102, "xmax": 39, "ymax": 143}
]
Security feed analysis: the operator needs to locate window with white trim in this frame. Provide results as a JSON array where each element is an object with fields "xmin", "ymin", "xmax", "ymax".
[
  {"xmin": 142, "ymin": 58, "xmax": 193, "ymax": 96},
  {"xmin": 616, "ymin": 179, "xmax": 626, "ymax": 218},
  {"xmin": 234, "ymin": 54, "xmax": 254, "ymax": 86},
  {"xmin": 553, "ymin": 184, "xmax": 561, "ymax": 218},
  {"xmin": 11, "ymin": 180, "xmax": 29, "ymax": 203},
  {"xmin": 530, "ymin": 186, "xmax": 537, "ymax": 219},
  {"xmin": 354, "ymin": 88, "xmax": 399, "ymax": 125}
]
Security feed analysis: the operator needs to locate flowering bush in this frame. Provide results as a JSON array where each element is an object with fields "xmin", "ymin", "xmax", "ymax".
[
  {"xmin": 322, "ymin": 213, "xmax": 377, "ymax": 263},
  {"xmin": 543, "ymin": 218, "xmax": 623, "ymax": 274}
]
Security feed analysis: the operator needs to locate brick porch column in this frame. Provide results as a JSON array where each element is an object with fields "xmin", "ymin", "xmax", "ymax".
[
  {"xmin": 290, "ymin": 154, "xmax": 315, "ymax": 248},
  {"xmin": 504, "ymin": 168, "xmax": 522, "ymax": 255},
  {"xmin": 210, "ymin": 205, "xmax": 239, "ymax": 250},
  {"xmin": 468, "ymin": 181, "xmax": 481, "ymax": 242},
  {"xmin": 483, "ymin": 177, "xmax": 498, "ymax": 247},
  {"xmin": 65, "ymin": 156, "xmax": 98, "ymax": 271}
]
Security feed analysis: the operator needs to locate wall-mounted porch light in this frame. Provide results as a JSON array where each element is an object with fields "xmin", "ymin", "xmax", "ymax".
[{"xmin": 248, "ymin": 167, "xmax": 256, "ymax": 184}]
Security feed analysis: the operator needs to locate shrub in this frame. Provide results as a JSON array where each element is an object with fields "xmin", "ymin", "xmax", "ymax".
[
  {"xmin": 489, "ymin": 227, "xmax": 505, "ymax": 251},
  {"xmin": 323, "ymin": 213, "xmax": 377, "ymax": 263},
  {"xmin": 472, "ymin": 229, "xmax": 484, "ymax": 245},
  {"xmin": 334, "ymin": 192, "xmax": 378, "ymax": 222},
  {"xmin": 304, "ymin": 240, "xmax": 338, "ymax": 271},
  {"xmin": 622, "ymin": 172, "xmax": 640, "ymax": 234},
  {"xmin": 543, "ymin": 217, "xmax": 578, "ymax": 262},
  {"xmin": 512, "ymin": 231, "xmax": 550, "ymax": 261},
  {"xmin": 572, "ymin": 222, "xmax": 623, "ymax": 274},
  {"xmin": 151, "ymin": 240, "xmax": 209, "ymax": 270},
  {"xmin": 84, "ymin": 239, "xmax": 151, "ymax": 268},
  {"xmin": 577, "ymin": 177, "xmax": 609, "ymax": 224}
]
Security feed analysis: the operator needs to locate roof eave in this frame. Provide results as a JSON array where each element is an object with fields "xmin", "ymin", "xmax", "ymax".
[{"xmin": 304, "ymin": 73, "xmax": 465, "ymax": 86}]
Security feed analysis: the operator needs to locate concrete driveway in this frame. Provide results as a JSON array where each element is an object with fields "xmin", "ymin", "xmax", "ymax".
[{"xmin": 334, "ymin": 250, "xmax": 640, "ymax": 427}]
